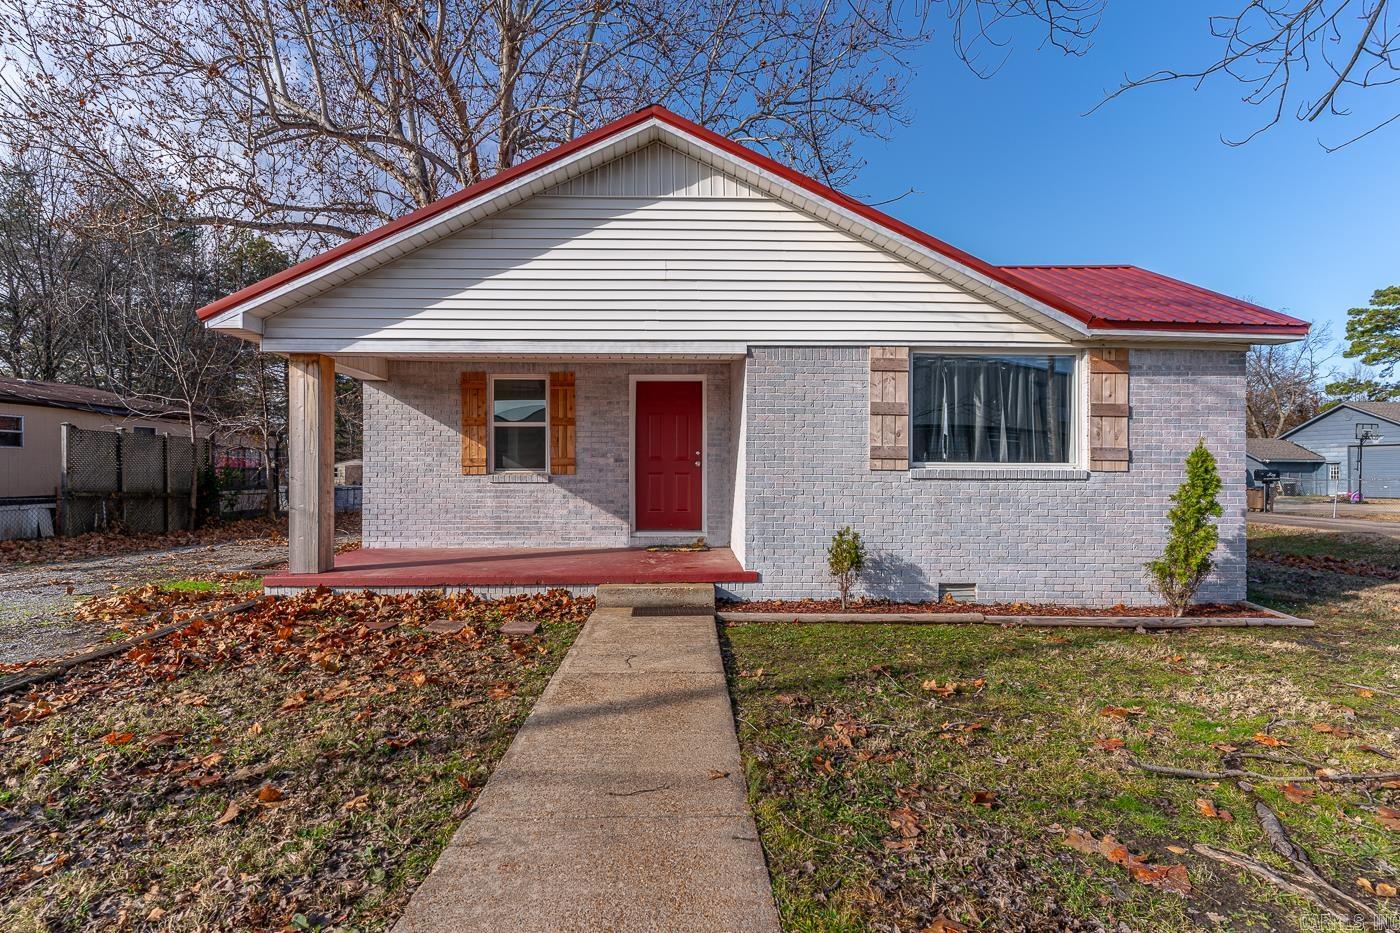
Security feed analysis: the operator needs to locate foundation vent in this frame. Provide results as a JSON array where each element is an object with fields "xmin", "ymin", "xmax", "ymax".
[{"xmin": 937, "ymin": 583, "xmax": 977, "ymax": 604}]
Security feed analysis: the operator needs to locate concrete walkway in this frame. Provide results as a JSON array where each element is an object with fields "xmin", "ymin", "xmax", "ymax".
[{"xmin": 394, "ymin": 606, "xmax": 781, "ymax": 932}]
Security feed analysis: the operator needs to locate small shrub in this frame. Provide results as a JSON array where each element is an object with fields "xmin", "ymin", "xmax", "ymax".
[
  {"xmin": 828, "ymin": 526, "xmax": 867, "ymax": 610},
  {"xmin": 1145, "ymin": 439, "xmax": 1224, "ymax": 616}
]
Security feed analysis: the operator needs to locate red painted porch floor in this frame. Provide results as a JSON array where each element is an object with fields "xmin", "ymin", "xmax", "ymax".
[{"xmin": 261, "ymin": 546, "xmax": 758, "ymax": 589}]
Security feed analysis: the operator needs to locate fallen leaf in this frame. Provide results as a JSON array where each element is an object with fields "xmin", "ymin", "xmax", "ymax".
[
  {"xmin": 213, "ymin": 801, "xmax": 241, "ymax": 826},
  {"xmin": 1358, "ymin": 688, "xmax": 1376, "ymax": 699},
  {"xmin": 409, "ymin": 671, "xmax": 429, "ymax": 688},
  {"xmin": 1100, "ymin": 705, "xmax": 1145, "ymax": 719},
  {"xmin": 486, "ymin": 683, "xmax": 514, "ymax": 701},
  {"xmin": 1094, "ymin": 738, "xmax": 1127, "ymax": 752},
  {"xmin": 256, "ymin": 784, "xmax": 284, "ymax": 804},
  {"xmin": 1166, "ymin": 844, "xmax": 1188, "ymax": 855},
  {"xmin": 102, "ymin": 731, "xmax": 135, "ymax": 746},
  {"xmin": 922, "ymin": 915, "xmax": 969, "ymax": 933},
  {"xmin": 970, "ymin": 790, "xmax": 997, "ymax": 808},
  {"xmin": 1195, "ymin": 798, "xmax": 1233, "ymax": 822},
  {"xmin": 1377, "ymin": 806, "xmax": 1400, "ymax": 831},
  {"xmin": 887, "ymin": 805, "xmax": 921, "ymax": 838},
  {"xmin": 707, "ymin": 769, "xmax": 730, "ymax": 780},
  {"xmin": 343, "ymin": 793, "xmax": 370, "ymax": 812},
  {"xmin": 279, "ymin": 692, "xmax": 308, "ymax": 712},
  {"xmin": 1379, "ymin": 882, "xmax": 1398, "ymax": 898},
  {"xmin": 1253, "ymin": 732, "xmax": 1289, "ymax": 748},
  {"xmin": 1281, "ymin": 783, "xmax": 1315, "ymax": 804}
]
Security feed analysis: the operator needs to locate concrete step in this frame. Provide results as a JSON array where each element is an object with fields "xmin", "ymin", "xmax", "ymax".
[{"xmin": 594, "ymin": 583, "xmax": 715, "ymax": 612}]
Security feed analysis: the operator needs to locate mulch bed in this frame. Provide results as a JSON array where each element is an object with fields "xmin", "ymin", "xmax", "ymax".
[{"xmin": 717, "ymin": 597, "xmax": 1272, "ymax": 618}]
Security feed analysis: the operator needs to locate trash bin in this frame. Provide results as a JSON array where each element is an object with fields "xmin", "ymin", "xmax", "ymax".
[{"xmin": 1247, "ymin": 488, "xmax": 1266, "ymax": 512}]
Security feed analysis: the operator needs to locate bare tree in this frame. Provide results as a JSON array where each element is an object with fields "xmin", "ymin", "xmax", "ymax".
[
  {"xmin": 0, "ymin": 0, "xmax": 1102, "ymax": 242},
  {"xmin": 0, "ymin": 159, "xmax": 94, "ymax": 380},
  {"xmin": 1099, "ymin": 1, "xmax": 1399, "ymax": 148},
  {"xmin": 1246, "ymin": 324, "xmax": 1334, "ymax": 437}
]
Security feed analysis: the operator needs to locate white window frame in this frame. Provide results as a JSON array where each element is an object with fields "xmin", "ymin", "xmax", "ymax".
[
  {"xmin": 908, "ymin": 348, "xmax": 1083, "ymax": 469},
  {"xmin": 0, "ymin": 414, "xmax": 22, "ymax": 449},
  {"xmin": 1328, "ymin": 462, "xmax": 1341, "ymax": 482},
  {"xmin": 488, "ymin": 374, "xmax": 549, "ymax": 474}
]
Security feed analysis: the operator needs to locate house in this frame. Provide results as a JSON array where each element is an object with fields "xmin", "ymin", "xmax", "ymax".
[
  {"xmin": 201, "ymin": 106, "xmax": 1308, "ymax": 605},
  {"xmin": 1281, "ymin": 402, "xmax": 1400, "ymax": 498},
  {"xmin": 0, "ymin": 376, "xmax": 212, "ymax": 500},
  {"xmin": 1245, "ymin": 437, "xmax": 1327, "ymax": 494},
  {"xmin": 0, "ymin": 376, "xmax": 241, "ymax": 539}
]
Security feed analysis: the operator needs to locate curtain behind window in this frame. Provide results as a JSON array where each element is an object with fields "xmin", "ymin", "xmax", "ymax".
[{"xmin": 911, "ymin": 355, "xmax": 1073, "ymax": 463}]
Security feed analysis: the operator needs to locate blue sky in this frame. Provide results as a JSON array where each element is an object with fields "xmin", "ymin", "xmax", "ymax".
[{"xmin": 848, "ymin": 3, "xmax": 1398, "ymax": 362}]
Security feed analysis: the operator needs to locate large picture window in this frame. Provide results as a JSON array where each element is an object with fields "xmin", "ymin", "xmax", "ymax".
[
  {"xmin": 911, "ymin": 354, "xmax": 1074, "ymax": 464},
  {"xmin": 490, "ymin": 377, "xmax": 547, "ymax": 472}
]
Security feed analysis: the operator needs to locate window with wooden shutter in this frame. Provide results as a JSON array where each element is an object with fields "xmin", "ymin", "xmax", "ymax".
[
  {"xmin": 869, "ymin": 347, "xmax": 909, "ymax": 470},
  {"xmin": 1089, "ymin": 349, "xmax": 1130, "ymax": 472},
  {"xmin": 460, "ymin": 371, "xmax": 487, "ymax": 474},
  {"xmin": 549, "ymin": 371, "xmax": 576, "ymax": 475}
]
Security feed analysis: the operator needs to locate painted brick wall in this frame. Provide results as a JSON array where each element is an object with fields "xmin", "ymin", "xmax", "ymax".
[
  {"xmin": 724, "ymin": 346, "xmax": 1246, "ymax": 606},
  {"xmin": 363, "ymin": 361, "xmax": 732, "ymax": 548}
]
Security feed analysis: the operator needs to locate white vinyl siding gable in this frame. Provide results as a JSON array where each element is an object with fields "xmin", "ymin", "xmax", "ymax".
[{"xmin": 262, "ymin": 144, "xmax": 1068, "ymax": 348}]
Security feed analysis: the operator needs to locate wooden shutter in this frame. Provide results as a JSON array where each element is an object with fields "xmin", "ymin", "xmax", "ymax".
[
  {"xmin": 549, "ymin": 371, "xmax": 576, "ymax": 475},
  {"xmin": 869, "ymin": 347, "xmax": 909, "ymax": 470},
  {"xmin": 460, "ymin": 371, "xmax": 487, "ymax": 475},
  {"xmin": 1089, "ymin": 349, "xmax": 1130, "ymax": 472}
]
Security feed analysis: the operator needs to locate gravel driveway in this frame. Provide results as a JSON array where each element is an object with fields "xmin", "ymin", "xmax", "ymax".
[{"xmin": 0, "ymin": 540, "xmax": 291, "ymax": 665}]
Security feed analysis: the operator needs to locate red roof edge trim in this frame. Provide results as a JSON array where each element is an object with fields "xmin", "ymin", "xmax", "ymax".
[{"xmin": 196, "ymin": 107, "xmax": 661, "ymax": 321}]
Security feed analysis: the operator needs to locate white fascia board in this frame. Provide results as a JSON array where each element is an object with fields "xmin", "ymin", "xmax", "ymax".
[
  {"xmin": 663, "ymin": 129, "xmax": 1092, "ymax": 341},
  {"xmin": 207, "ymin": 122, "xmax": 661, "ymax": 325},
  {"xmin": 261, "ymin": 338, "xmax": 750, "ymax": 358},
  {"xmin": 206, "ymin": 308, "xmax": 262, "ymax": 335},
  {"xmin": 1082, "ymin": 329, "xmax": 1304, "ymax": 346}
]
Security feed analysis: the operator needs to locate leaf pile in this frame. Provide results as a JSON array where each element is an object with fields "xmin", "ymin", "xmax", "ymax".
[
  {"xmin": 1249, "ymin": 550, "xmax": 1400, "ymax": 582},
  {"xmin": 0, "ymin": 586, "xmax": 590, "ymax": 930}
]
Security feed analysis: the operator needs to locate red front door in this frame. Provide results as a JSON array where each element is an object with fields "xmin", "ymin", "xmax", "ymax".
[{"xmin": 635, "ymin": 380, "xmax": 703, "ymax": 532}]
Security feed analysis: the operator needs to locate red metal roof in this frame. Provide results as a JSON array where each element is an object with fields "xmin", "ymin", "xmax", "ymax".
[
  {"xmin": 197, "ymin": 105, "xmax": 1309, "ymax": 337},
  {"xmin": 998, "ymin": 265, "xmax": 1308, "ymax": 333}
]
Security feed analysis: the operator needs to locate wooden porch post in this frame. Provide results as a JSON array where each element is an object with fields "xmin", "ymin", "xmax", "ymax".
[{"xmin": 288, "ymin": 354, "xmax": 335, "ymax": 574}]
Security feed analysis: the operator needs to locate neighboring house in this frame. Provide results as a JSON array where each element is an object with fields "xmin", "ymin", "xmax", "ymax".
[
  {"xmin": 0, "ymin": 376, "xmax": 212, "ymax": 500},
  {"xmin": 1282, "ymin": 402, "xmax": 1400, "ymax": 498},
  {"xmin": 202, "ymin": 106, "xmax": 1308, "ymax": 605},
  {"xmin": 1245, "ymin": 437, "xmax": 1327, "ymax": 494}
]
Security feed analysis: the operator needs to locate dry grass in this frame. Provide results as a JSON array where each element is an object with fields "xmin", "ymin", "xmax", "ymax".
[{"xmin": 726, "ymin": 526, "xmax": 1400, "ymax": 931}]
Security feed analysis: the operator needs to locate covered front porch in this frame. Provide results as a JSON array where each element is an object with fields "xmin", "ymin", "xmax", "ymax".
[
  {"xmin": 278, "ymin": 351, "xmax": 749, "ymax": 591},
  {"xmin": 263, "ymin": 544, "xmax": 757, "ymax": 594}
]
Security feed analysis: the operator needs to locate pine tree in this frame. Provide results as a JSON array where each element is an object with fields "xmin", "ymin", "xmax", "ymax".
[
  {"xmin": 1145, "ymin": 440, "xmax": 1224, "ymax": 617},
  {"xmin": 828, "ymin": 526, "xmax": 867, "ymax": 611}
]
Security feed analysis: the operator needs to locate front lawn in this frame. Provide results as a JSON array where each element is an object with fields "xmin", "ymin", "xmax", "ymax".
[
  {"xmin": 0, "ymin": 587, "xmax": 588, "ymax": 930},
  {"xmin": 726, "ymin": 524, "xmax": 1400, "ymax": 931}
]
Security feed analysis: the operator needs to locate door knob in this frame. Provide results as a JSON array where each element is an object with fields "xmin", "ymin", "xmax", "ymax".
[{"xmin": 694, "ymin": 460, "xmax": 701, "ymax": 467}]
